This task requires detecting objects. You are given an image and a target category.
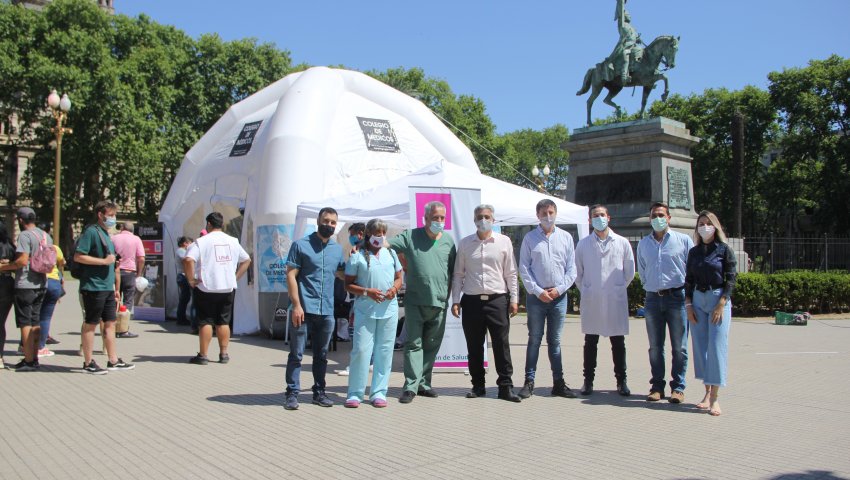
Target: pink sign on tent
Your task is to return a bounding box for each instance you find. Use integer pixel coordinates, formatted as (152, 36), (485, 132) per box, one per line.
(414, 192), (452, 229)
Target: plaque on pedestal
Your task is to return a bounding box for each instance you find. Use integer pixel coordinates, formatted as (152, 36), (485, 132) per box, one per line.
(565, 117), (700, 236)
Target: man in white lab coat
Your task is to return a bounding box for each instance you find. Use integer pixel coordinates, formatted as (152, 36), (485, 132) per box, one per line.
(575, 204), (635, 396)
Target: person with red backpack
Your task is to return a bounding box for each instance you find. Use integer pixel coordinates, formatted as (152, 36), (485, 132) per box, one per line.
(0, 207), (53, 371)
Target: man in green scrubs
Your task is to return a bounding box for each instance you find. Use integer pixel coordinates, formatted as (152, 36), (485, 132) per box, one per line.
(389, 201), (456, 404)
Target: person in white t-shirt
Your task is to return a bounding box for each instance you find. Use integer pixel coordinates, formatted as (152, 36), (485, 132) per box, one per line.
(183, 212), (251, 365)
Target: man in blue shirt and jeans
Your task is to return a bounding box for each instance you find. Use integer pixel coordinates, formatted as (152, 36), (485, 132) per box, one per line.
(517, 199), (578, 399)
(284, 207), (345, 410)
(636, 201), (694, 403)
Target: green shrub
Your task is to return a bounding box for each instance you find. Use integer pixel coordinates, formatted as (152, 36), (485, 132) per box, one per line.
(733, 271), (850, 314)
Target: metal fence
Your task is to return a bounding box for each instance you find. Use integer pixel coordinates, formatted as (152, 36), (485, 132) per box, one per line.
(742, 235), (850, 273)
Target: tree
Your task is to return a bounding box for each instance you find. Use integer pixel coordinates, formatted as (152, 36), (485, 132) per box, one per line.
(649, 87), (778, 236)
(767, 55), (850, 234)
(499, 125), (570, 195)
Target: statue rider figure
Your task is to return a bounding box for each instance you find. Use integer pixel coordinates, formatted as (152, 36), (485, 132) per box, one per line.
(608, 0), (644, 84)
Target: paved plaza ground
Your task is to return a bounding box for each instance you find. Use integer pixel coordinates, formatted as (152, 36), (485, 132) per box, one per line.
(1, 281), (848, 480)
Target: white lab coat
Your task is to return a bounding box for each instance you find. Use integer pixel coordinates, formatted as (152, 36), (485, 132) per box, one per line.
(575, 229), (635, 337)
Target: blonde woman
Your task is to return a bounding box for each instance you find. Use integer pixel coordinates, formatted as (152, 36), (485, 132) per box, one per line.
(684, 211), (737, 416)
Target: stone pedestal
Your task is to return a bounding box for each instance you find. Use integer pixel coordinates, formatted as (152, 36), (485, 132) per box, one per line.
(565, 117), (700, 237)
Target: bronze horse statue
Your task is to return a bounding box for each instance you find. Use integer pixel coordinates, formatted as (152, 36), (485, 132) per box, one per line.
(576, 35), (679, 126)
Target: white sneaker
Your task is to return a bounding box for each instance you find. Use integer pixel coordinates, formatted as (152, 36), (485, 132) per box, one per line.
(37, 348), (55, 358)
(336, 366), (350, 376)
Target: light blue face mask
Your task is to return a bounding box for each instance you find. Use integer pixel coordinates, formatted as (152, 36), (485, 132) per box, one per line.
(429, 221), (445, 235)
(348, 235), (360, 246)
(104, 216), (117, 229)
(591, 216), (608, 232)
(651, 216), (668, 232)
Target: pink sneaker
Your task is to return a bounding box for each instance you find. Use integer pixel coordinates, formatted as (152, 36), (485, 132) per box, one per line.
(344, 399), (360, 408)
(371, 398), (388, 408)
(37, 348), (55, 358)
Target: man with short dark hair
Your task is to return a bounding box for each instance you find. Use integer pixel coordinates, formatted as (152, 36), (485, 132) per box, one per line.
(284, 207), (345, 410)
(74, 200), (135, 374)
(184, 212), (251, 366)
(111, 221), (144, 338)
(0, 207), (51, 371)
(636, 201), (693, 403)
(575, 204), (635, 396)
(389, 201), (456, 404)
(518, 198), (578, 399)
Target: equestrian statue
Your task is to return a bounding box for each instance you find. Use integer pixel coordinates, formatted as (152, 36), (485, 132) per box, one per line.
(576, 0), (679, 126)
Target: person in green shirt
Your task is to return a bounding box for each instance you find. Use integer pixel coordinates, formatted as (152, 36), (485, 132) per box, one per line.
(389, 201), (456, 404)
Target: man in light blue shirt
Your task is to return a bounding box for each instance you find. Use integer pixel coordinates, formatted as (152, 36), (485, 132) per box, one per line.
(518, 199), (578, 399)
(636, 201), (694, 404)
(284, 207), (345, 410)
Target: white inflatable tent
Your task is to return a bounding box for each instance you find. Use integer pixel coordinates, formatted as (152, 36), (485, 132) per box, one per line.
(293, 160), (590, 239)
(159, 67), (479, 334)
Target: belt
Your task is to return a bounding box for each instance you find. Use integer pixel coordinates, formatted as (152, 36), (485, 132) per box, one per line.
(651, 286), (684, 296)
(120, 270), (136, 273)
(467, 292), (508, 301)
(695, 283), (724, 292)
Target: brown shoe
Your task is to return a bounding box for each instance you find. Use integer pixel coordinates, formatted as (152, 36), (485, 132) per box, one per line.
(646, 390), (664, 402)
(669, 390), (685, 404)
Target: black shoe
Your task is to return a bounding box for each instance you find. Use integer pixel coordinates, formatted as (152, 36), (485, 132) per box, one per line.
(466, 386), (486, 398)
(580, 380), (594, 396)
(312, 390), (333, 407)
(116, 331), (139, 339)
(83, 360), (107, 375)
(46, 336), (60, 345)
(189, 353), (209, 365)
(518, 379), (535, 399)
(399, 390), (416, 404)
(107, 358), (135, 371)
(417, 387), (438, 398)
(552, 379), (577, 398)
(219, 353), (230, 364)
(498, 386), (522, 403)
(617, 380), (631, 396)
(13, 360), (37, 372)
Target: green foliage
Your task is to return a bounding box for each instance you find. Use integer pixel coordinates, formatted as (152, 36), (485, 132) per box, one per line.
(649, 87), (778, 235)
(767, 55), (850, 234)
(733, 271), (850, 314)
(499, 125), (570, 193)
(1, 0), (291, 247)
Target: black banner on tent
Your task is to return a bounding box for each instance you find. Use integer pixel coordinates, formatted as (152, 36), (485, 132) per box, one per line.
(230, 120), (263, 157)
(356, 117), (400, 153)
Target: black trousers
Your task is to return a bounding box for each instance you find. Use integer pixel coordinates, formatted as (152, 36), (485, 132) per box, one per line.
(460, 293), (513, 388)
(583, 334), (627, 383)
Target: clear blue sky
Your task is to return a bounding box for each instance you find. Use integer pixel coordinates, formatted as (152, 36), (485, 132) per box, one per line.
(118, 0), (850, 134)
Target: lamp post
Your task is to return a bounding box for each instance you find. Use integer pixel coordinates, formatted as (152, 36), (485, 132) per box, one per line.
(531, 163), (550, 193)
(47, 89), (72, 244)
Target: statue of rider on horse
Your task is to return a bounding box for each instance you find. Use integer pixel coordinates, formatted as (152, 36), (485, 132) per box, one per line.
(576, 0), (679, 126)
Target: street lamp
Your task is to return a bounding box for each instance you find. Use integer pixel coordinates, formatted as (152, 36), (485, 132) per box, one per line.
(531, 163), (550, 193)
(47, 89), (72, 245)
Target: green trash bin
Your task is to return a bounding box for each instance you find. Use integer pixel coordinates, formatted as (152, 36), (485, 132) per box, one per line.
(774, 311), (809, 325)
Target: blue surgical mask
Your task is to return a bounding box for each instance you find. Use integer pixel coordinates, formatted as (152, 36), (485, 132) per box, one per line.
(651, 216), (668, 232)
(104, 216), (117, 229)
(429, 221), (445, 235)
(475, 219), (493, 233)
(591, 216), (608, 232)
(348, 235), (360, 246)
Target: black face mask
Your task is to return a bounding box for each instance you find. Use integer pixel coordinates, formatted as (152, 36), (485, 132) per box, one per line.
(317, 224), (335, 239)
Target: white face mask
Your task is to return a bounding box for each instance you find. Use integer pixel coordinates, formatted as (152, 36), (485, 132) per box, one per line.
(539, 214), (556, 229)
(475, 219), (493, 233)
(698, 225), (716, 241)
(369, 236), (384, 249)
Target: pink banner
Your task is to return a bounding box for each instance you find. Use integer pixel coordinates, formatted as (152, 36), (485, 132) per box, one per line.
(414, 192), (452, 229)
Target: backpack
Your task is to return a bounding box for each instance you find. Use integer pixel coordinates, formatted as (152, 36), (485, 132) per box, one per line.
(68, 225), (111, 279)
(28, 230), (57, 274)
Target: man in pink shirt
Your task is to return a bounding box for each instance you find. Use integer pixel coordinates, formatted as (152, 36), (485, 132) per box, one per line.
(111, 222), (145, 338)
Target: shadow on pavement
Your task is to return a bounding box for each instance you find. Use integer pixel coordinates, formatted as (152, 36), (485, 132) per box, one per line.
(579, 391), (708, 414)
(768, 472), (848, 480)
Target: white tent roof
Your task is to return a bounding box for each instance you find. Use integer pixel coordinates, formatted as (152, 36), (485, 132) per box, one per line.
(294, 159), (589, 238)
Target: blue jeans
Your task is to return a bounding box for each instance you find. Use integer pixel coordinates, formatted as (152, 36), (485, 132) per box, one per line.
(285, 313), (334, 395)
(644, 289), (689, 393)
(38, 278), (63, 349)
(523, 293), (568, 382)
(176, 274), (192, 324)
(691, 289), (731, 387)
(347, 313), (398, 402)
